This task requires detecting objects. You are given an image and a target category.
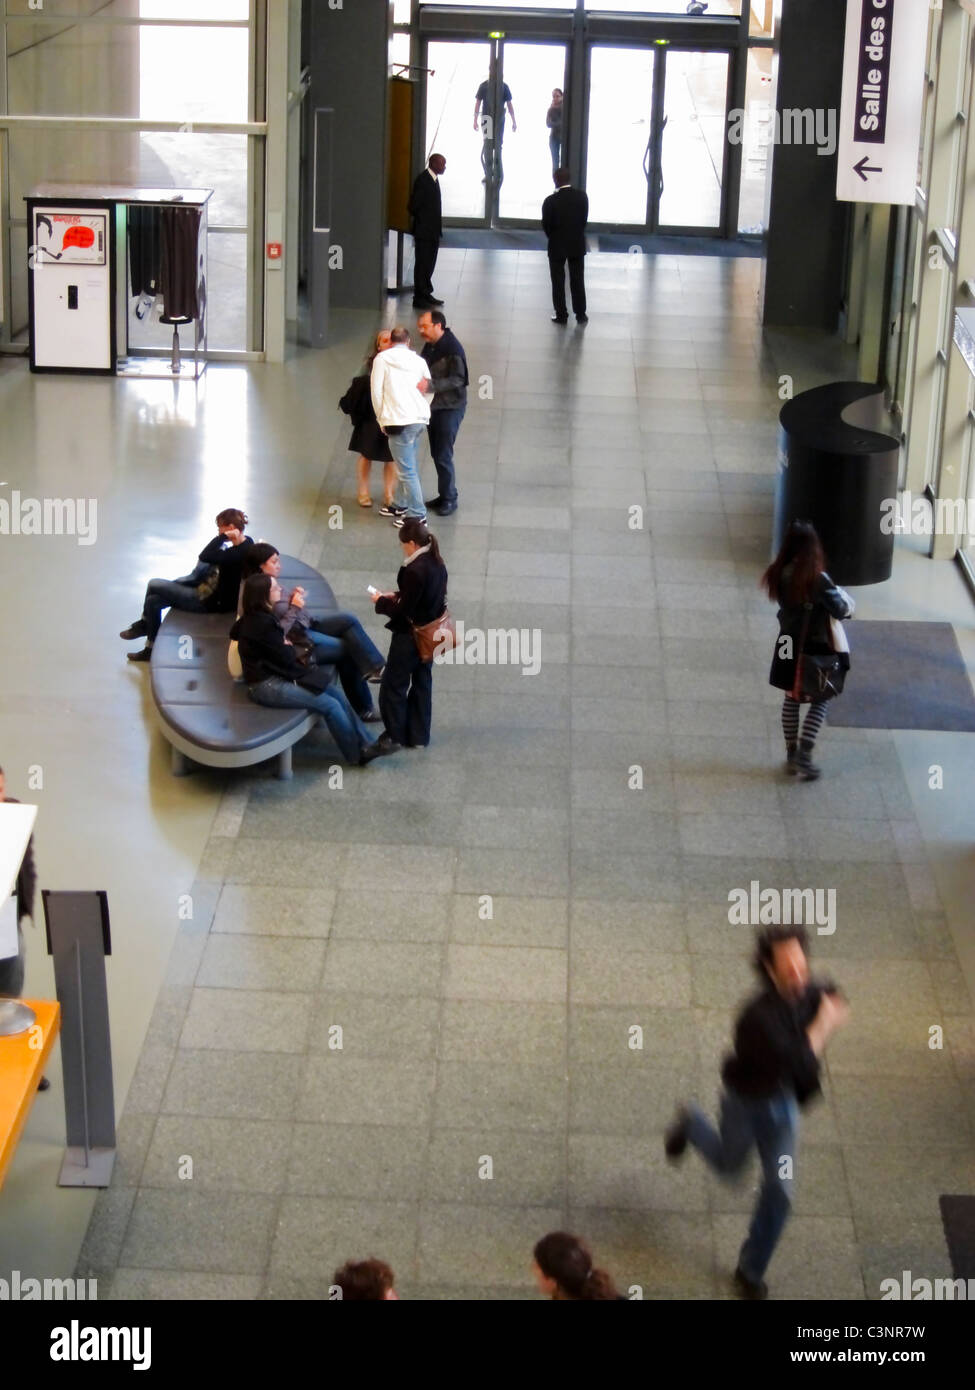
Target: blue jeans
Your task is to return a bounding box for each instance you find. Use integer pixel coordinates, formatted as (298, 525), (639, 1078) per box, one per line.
(142, 578), (209, 642)
(387, 422), (427, 518)
(687, 1087), (798, 1284)
(549, 132), (561, 176)
(248, 676), (374, 765)
(427, 406), (465, 505)
(310, 611), (384, 674)
(304, 631), (373, 717)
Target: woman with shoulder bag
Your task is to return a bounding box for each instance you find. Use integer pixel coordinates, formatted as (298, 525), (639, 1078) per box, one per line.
(339, 330), (396, 509)
(762, 520), (855, 782)
(363, 518), (449, 760)
(230, 575), (396, 767)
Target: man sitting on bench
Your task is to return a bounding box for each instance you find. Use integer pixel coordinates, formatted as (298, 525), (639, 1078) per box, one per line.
(120, 507), (254, 663)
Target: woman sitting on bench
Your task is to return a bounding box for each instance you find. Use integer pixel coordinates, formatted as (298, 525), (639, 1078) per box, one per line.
(240, 544), (384, 720)
(231, 575), (398, 767)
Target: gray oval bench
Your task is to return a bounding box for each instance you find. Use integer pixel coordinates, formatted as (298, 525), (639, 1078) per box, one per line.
(150, 555), (338, 779)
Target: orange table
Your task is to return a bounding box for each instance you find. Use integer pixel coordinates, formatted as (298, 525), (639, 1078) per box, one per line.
(0, 999), (60, 1189)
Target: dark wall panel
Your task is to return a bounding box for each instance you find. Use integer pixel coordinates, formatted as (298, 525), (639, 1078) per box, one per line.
(763, 0), (851, 329)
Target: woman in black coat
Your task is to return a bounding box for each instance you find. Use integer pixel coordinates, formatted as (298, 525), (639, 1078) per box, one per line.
(365, 518), (449, 758)
(762, 521), (854, 782)
(230, 575), (396, 767)
(339, 330), (396, 509)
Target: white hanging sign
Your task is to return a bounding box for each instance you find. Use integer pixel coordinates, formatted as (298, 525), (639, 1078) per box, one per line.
(836, 0), (930, 205)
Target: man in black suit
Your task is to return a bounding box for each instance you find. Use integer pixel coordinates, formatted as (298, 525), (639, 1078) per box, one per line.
(409, 153), (447, 310)
(541, 167), (589, 325)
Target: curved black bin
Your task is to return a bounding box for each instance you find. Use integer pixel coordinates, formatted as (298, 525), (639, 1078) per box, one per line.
(774, 382), (900, 586)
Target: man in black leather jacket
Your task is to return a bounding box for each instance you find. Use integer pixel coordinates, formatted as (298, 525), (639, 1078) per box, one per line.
(417, 310), (468, 517)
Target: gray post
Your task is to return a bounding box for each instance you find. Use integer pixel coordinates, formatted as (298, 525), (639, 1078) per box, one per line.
(42, 890), (116, 1188)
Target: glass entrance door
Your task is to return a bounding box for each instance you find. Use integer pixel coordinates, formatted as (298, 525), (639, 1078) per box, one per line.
(495, 42), (569, 223)
(425, 39), (493, 224)
(425, 38), (567, 227)
(586, 44), (731, 234)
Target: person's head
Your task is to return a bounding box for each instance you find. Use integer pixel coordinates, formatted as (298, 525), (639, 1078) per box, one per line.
(755, 925), (811, 1000)
(243, 543), (280, 580)
(240, 572), (274, 617)
(390, 325), (411, 348)
(532, 1233), (619, 1301)
(417, 309), (446, 343)
(552, 88), (563, 104)
(761, 519), (825, 605)
(428, 153), (446, 176)
(367, 328), (392, 366)
(332, 1259), (397, 1301)
(216, 508), (248, 542)
(554, 167), (571, 189)
(398, 516), (443, 566)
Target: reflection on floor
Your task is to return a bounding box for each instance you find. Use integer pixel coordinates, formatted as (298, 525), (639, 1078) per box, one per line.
(1, 249), (973, 1301)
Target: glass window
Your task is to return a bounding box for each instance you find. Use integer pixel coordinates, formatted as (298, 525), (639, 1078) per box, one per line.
(747, 0), (777, 39)
(5, 21), (248, 121)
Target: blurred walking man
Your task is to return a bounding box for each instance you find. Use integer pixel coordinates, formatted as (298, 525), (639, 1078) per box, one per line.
(664, 925), (849, 1299)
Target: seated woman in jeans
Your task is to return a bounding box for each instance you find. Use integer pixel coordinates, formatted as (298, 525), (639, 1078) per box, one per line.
(231, 575), (397, 767)
(120, 507), (254, 663)
(239, 544), (385, 720)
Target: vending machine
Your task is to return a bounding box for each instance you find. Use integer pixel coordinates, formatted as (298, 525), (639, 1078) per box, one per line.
(26, 200), (115, 373)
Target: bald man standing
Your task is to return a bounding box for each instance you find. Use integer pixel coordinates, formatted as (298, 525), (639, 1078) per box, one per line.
(409, 154), (447, 310)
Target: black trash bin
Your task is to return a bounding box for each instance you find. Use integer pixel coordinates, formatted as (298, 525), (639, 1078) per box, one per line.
(774, 382), (900, 586)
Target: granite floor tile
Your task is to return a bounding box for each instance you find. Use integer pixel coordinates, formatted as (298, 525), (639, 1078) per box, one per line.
(196, 935), (326, 993)
(161, 1050), (303, 1121)
(179, 988), (313, 1053)
(296, 1055), (437, 1127)
(141, 1116), (290, 1194)
(438, 1000), (567, 1065)
(119, 1191), (277, 1274)
(286, 1123), (428, 1200)
(435, 1061), (568, 1131)
(306, 993), (440, 1059)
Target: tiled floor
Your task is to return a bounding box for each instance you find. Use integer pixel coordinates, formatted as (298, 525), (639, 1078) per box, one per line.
(4, 248), (974, 1300)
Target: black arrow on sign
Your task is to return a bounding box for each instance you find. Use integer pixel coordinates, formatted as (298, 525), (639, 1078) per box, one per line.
(854, 155), (883, 181)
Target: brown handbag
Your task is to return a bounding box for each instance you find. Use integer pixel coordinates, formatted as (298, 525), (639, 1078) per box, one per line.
(411, 608), (457, 662)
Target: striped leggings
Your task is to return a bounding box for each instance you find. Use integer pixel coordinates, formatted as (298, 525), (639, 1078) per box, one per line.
(781, 695), (829, 748)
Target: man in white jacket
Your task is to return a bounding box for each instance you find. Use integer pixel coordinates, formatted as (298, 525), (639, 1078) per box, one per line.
(370, 326), (432, 525)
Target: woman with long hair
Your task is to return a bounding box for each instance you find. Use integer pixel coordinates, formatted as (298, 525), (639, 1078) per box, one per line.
(364, 517), (448, 759)
(532, 1233), (620, 1301)
(762, 520), (855, 782)
(239, 543), (384, 716)
(339, 329), (396, 509)
(230, 574), (396, 767)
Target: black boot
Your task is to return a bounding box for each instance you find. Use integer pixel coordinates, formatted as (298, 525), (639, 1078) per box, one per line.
(796, 739), (821, 781)
(784, 741), (799, 775)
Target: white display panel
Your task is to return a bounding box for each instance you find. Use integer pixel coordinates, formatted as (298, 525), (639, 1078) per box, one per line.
(31, 206), (112, 370)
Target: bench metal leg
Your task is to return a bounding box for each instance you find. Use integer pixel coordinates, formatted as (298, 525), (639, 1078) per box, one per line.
(171, 746), (191, 776)
(276, 746), (293, 780)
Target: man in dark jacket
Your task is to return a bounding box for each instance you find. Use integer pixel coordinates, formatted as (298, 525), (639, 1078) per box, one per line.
(409, 154), (447, 310)
(417, 309), (468, 517)
(664, 925), (849, 1299)
(120, 507), (254, 662)
(541, 167), (589, 324)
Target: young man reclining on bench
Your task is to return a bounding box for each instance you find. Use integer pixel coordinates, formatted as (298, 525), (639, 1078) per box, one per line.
(120, 507), (255, 663)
